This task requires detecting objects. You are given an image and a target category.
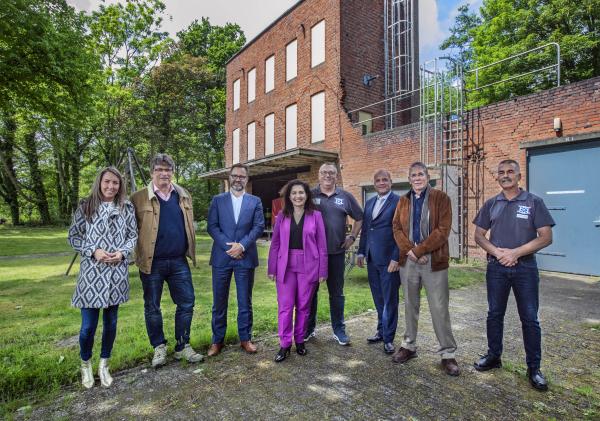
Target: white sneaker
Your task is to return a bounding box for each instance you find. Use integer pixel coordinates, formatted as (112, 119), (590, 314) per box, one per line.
(80, 359), (94, 389)
(152, 344), (167, 368)
(98, 358), (113, 387)
(174, 344), (204, 363)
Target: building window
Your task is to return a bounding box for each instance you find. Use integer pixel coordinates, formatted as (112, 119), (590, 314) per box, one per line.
(233, 79), (240, 111)
(265, 113), (275, 155)
(285, 103), (297, 150)
(286, 39), (297, 81)
(311, 20), (325, 67)
(311, 91), (325, 143)
(247, 122), (256, 160)
(265, 55), (275, 93)
(358, 111), (373, 135)
(247, 68), (256, 103)
(232, 128), (240, 164)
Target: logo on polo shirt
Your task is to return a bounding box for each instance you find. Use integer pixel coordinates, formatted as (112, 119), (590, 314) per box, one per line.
(516, 205), (531, 219)
(334, 198), (344, 206)
(313, 198), (321, 205)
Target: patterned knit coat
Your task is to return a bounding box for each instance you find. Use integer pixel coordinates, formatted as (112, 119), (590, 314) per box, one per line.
(68, 201), (138, 308)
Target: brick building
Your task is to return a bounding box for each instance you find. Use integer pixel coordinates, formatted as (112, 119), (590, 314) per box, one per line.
(200, 0), (600, 275)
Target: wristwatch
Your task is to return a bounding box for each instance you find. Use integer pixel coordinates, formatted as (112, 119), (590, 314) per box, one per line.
(347, 235), (356, 241)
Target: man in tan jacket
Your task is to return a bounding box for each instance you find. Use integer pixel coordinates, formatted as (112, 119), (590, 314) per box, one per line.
(391, 161), (460, 376)
(131, 153), (202, 367)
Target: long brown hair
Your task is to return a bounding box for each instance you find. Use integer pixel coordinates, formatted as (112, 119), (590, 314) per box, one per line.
(281, 179), (316, 217)
(81, 167), (126, 222)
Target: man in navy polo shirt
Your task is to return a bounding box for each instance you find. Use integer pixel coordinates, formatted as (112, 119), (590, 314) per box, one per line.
(473, 159), (555, 391)
(306, 162), (363, 346)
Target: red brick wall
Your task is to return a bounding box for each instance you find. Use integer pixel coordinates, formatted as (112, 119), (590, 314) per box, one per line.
(463, 76), (600, 259)
(225, 0), (344, 167)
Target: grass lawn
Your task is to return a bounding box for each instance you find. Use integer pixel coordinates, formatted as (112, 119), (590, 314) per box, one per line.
(0, 226), (71, 256)
(0, 230), (484, 413)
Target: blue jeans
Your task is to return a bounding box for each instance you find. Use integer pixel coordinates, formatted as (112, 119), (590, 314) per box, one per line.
(211, 266), (255, 343)
(79, 305), (119, 361)
(367, 262), (401, 343)
(140, 257), (195, 352)
(486, 258), (542, 368)
(307, 252), (346, 335)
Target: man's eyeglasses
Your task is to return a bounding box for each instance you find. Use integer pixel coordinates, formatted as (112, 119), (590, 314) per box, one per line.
(154, 167), (173, 173)
(230, 174), (247, 180)
(319, 170), (336, 177)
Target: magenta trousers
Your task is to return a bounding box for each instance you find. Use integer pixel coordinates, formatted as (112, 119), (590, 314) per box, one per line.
(276, 250), (317, 348)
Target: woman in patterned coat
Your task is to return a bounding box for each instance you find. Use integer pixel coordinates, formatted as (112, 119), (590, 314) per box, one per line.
(68, 167), (137, 389)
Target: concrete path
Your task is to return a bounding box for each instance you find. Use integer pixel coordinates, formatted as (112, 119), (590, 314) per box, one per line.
(26, 272), (600, 420)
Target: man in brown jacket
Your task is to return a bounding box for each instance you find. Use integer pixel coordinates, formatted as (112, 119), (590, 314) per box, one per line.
(131, 153), (203, 368)
(391, 161), (460, 376)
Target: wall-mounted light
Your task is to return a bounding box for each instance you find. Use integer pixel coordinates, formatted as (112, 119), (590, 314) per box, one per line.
(553, 117), (562, 135)
(363, 74), (379, 87)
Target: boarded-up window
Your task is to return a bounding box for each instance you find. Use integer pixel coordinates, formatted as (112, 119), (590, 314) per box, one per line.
(247, 68), (256, 103)
(311, 20), (325, 67)
(286, 104), (297, 150)
(232, 128), (240, 164)
(233, 79), (240, 110)
(311, 91), (325, 143)
(358, 111), (373, 135)
(265, 113), (274, 155)
(286, 40), (297, 81)
(265, 55), (275, 93)
(247, 122), (256, 160)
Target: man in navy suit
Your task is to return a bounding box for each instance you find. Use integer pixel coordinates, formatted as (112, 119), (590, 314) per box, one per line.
(207, 163), (265, 357)
(357, 169), (401, 354)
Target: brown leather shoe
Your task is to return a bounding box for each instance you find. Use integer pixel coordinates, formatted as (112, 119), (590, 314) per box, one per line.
(442, 358), (460, 376)
(207, 343), (224, 357)
(240, 340), (257, 354)
(392, 347), (417, 364)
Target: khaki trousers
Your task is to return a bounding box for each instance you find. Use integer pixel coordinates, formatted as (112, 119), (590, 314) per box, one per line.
(399, 258), (457, 359)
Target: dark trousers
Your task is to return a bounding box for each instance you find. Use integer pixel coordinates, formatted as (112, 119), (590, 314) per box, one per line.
(79, 305), (119, 361)
(367, 262), (401, 343)
(307, 252), (346, 335)
(486, 258), (542, 368)
(211, 266), (255, 344)
(140, 256), (195, 352)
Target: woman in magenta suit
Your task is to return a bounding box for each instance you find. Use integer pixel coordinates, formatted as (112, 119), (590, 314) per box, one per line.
(268, 180), (328, 362)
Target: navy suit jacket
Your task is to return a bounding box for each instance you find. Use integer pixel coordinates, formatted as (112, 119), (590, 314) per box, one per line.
(207, 192), (265, 268)
(358, 193), (400, 266)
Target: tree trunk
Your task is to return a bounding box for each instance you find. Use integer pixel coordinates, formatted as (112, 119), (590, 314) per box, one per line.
(0, 112), (21, 225)
(23, 129), (52, 224)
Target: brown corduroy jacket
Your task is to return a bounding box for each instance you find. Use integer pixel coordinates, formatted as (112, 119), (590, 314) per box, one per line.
(392, 187), (451, 272)
(131, 183), (196, 274)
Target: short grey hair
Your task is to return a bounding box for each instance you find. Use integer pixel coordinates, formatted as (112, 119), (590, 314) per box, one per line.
(373, 169), (391, 180)
(498, 159), (520, 173)
(150, 153), (175, 172)
(408, 161), (429, 177)
(319, 162), (338, 173)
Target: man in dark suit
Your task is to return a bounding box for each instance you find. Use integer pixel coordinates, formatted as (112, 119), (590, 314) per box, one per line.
(207, 163), (265, 357)
(357, 169), (401, 354)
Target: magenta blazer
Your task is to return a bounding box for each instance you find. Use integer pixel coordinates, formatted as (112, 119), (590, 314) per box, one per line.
(268, 210), (328, 283)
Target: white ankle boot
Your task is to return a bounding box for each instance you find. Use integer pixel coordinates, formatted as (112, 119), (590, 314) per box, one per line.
(98, 358), (113, 387)
(80, 359), (94, 389)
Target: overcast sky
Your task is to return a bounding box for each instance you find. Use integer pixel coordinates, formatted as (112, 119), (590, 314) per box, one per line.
(67, 0), (482, 64)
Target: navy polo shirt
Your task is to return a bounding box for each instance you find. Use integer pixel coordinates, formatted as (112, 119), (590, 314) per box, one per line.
(473, 189), (555, 251)
(312, 186), (363, 255)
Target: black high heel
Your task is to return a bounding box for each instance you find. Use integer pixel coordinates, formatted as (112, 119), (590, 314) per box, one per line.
(274, 346), (291, 362)
(296, 342), (307, 356)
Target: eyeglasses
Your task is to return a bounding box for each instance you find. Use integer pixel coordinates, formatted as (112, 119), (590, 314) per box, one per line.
(319, 170), (336, 177)
(154, 167), (173, 173)
(230, 174), (247, 180)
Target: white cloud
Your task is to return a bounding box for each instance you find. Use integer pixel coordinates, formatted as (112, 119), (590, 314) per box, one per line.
(419, 0), (444, 51)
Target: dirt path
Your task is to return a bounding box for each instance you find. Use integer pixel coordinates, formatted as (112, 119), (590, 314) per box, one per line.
(23, 273), (600, 420)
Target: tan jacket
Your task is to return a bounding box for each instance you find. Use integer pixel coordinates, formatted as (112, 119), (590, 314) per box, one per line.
(131, 183), (196, 274)
(392, 187), (451, 272)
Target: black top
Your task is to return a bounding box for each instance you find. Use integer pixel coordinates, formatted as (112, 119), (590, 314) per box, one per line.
(289, 214), (304, 250)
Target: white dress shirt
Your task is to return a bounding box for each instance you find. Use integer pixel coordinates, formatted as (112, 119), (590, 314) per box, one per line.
(230, 191), (245, 224)
(372, 191), (391, 219)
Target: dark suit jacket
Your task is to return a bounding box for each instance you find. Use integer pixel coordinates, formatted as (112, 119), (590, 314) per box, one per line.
(207, 192), (265, 268)
(358, 193), (400, 266)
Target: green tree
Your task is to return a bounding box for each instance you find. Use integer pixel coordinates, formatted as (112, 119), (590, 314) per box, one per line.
(439, 3), (482, 71)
